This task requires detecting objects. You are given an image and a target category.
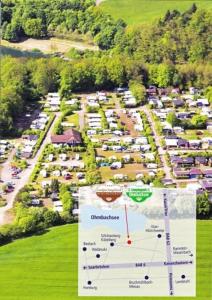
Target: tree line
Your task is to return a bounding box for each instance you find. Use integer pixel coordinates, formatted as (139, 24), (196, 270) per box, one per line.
(1, 54), (211, 136)
(113, 5), (212, 64)
(2, 1), (211, 63)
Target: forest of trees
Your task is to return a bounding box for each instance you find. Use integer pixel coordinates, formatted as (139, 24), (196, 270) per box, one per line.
(1, 0), (126, 49)
(114, 5), (212, 64)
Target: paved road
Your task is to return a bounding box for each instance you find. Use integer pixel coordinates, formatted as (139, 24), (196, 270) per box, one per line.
(0, 113), (60, 225)
(143, 106), (172, 179)
(78, 100), (86, 131)
(163, 191), (174, 296)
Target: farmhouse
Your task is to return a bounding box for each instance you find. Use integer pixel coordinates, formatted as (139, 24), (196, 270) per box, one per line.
(51, 129), (82, 145)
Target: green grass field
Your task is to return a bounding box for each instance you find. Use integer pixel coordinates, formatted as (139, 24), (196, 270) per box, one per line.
(0, 45), (45, 58)
(100, 0), (212, 25)
(0, 221), (211, 300)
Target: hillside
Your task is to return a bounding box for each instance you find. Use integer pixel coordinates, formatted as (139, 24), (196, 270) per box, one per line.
(100, 0), (212, 25)
(0, 222), (211, 300)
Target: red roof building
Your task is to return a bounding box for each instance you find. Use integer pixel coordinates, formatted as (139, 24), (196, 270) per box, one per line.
(51, 129), (82, 145)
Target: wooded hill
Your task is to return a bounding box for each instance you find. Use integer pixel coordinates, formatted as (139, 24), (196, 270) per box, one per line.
(0, 2), (211, 136)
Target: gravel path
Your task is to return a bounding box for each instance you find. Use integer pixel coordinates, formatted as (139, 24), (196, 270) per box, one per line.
(96, 0), (105, 6)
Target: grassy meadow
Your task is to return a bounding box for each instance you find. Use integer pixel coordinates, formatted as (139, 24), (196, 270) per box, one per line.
(100, 0), (212, 25)
(0, 221), (211, 299)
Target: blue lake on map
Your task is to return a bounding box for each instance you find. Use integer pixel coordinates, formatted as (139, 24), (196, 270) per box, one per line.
(80, 205), (147, 234)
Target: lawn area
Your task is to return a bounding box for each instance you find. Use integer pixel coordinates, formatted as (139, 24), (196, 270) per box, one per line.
(0, 221), (211, 299)
(99, 163), (148, 181)
(65, 113), (79, 128)
(100, 0), (212, 25)
(96, 148), (142, 160)
(178, 130), (212, 140)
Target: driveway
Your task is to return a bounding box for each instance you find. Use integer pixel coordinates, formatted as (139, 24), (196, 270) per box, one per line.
(0, 112), (61, 225)
(78, 101), (86, 131)
(96, 0), (105, 6)
(142, 106), (172, 179)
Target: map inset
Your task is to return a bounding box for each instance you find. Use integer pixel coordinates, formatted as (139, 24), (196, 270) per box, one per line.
(78, 184), (196, 297)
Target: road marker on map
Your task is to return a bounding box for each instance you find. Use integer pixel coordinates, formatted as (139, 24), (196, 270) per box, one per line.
(124, 204), (132, 244)
(79, 186), (196, 297)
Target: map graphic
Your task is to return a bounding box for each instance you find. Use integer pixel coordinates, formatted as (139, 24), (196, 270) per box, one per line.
(78, 184), (196, 296)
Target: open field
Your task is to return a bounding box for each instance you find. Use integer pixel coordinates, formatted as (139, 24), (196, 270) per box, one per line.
(99, 163), (146, 181)
(1, 38), (98, 55)
(1, 45), (46, 58)
(178, 130), (212, 140)
(0, 221), (211, 300)
(65, 114), (79, 129)
(100, 0), (212, 25)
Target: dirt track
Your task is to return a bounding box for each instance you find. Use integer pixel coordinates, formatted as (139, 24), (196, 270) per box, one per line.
(2, 38), (98, 54)
(96, 0), (105, 6)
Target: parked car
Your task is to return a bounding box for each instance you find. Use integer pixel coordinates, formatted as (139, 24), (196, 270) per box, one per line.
(77, 173), (85, 179)
(65, 174), (72, 180)
(110, 162), (122, 169)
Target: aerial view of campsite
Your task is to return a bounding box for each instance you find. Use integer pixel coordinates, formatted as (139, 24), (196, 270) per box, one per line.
(0, 0), (211, 299)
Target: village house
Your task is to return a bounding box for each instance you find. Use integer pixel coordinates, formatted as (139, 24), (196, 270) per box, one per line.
(147, 85), (157, 95)
(171, 156), (194, 167)
(97, 92), (108, 102)
(173, 168), (190, 179)
(176, 112), (192, 120)
(201, 180), (212, 193)
(173, 126), (184, 134)
(66, 98), (78, 105)
(189, 87), (199, 95)
(195, 156), (208, 166)
(46, 92), (61, 111)
(202, 170), (212, 178)
(87, 113), (102, 129)
(51, 129), (82, 145)
(149, 97), (163, 108)
(188, 140), (202, 149)
(40, 169), (47, 178)
(173, 99), (185, 108)
(197, 98), (209, 107)
(165, 136), (179, 148)
(189, 168), (202, 179)
(113, 174), (128, 180)
(87, 95), (100, 107)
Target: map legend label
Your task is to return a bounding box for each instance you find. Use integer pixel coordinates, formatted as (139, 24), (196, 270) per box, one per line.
(78, 185), (196, 297)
